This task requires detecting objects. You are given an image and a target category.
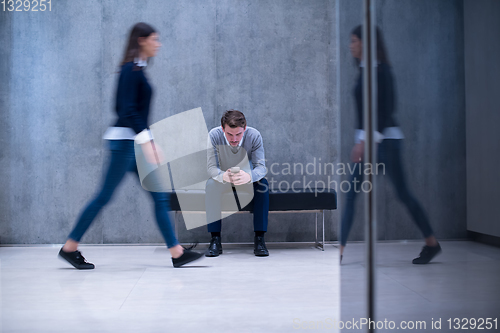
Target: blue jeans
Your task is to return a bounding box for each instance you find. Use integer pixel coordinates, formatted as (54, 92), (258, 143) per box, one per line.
(340, 139), (433, 246)
(206, 178), (269, 233)
(68, 140), (179, 248)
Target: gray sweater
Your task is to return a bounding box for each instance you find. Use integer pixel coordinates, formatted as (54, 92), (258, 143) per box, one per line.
(207, 126), (267, 183)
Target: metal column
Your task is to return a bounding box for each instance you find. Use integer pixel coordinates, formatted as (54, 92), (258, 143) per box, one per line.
(363, 0), (377, 331)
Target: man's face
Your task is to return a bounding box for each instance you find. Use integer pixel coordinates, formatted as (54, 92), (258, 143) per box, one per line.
(222, 125), (246, 146)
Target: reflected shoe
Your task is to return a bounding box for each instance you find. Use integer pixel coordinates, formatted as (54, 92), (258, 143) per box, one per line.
(182, 242), (198, 251)
(172, 249), (203, 268)
(58, 248), (95, 269)
(254, 236), (269, 257)
(205, 236), (223, 257)
(412, 243), (442, 264)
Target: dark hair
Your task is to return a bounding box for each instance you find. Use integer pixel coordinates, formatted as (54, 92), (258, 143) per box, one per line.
(120, 22), (157, 67)
(351, 25), (390, 65)
(221, 110), (246, 129)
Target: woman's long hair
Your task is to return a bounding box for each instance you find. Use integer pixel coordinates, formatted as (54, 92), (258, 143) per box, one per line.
(351, 25), (390, 65)
(120, 22), (157, 67)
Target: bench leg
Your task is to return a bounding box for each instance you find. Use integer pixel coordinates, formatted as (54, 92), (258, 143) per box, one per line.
(315, 212), (318, 246)
(322, 210), (325, 251)
(315, 211), (324, 251)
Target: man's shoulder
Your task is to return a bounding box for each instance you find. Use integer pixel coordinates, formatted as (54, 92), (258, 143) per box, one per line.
(208, 127), (225, 144)
(245, 126), (262, 139)
(209, 126), (224, 136)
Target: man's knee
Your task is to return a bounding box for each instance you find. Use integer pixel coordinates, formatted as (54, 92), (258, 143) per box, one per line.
(205, 178), (228, 201)
(205, 178), (220, 193)
(206, 178), (224, 189)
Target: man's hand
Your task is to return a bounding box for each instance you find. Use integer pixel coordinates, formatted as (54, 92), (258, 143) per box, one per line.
(351, 141), (364, 163)
(232, 170), (251, 186)
(223, 169), (233, 183)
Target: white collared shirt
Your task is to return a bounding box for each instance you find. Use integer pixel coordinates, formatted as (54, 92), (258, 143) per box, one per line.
(134, 57), (148, 67)
(355, 128), (404, 144)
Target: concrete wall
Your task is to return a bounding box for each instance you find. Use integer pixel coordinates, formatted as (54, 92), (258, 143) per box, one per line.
(1, 1), (106, 244)
(0, 6), (13, 244)
(338, 0), (466, 244)
(464, 0), (500, 238)
(0, 0), (340, 244)
(0, 0), (466, 245)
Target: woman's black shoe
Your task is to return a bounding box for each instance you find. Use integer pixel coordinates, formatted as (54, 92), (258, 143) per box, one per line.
(412, 243), (442, 264)
(58, 248), (95, 269)
(172, 249), (203, 267)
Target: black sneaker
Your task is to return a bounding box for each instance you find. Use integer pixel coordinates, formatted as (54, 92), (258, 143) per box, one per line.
(205, 236), (223, 257)
(254, 236), (269, 257)
(412, 243), (442, 264)
(172, 249), (204, 268)
(58, 248), (95, 269)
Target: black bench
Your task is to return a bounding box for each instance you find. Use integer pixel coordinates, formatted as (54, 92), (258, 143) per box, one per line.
(140, 155), (337, 249)
(169, 187), (337, 250)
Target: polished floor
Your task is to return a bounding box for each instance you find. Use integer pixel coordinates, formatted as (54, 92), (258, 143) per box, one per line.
(0, 243), (340, 333)
(340, 241), (500, 332)
(1, 241), (499, 333)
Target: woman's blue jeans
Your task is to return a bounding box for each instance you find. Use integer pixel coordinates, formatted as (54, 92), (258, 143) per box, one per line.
(340, 139), (433, 246)
(68, 140), (179, 248)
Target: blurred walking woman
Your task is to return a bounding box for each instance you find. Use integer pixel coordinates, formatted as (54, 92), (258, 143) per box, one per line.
(340, 25), (441, 264)
(59, 23), (202, 269)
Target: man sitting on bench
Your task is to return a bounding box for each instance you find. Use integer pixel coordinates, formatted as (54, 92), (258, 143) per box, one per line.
(206, 109), (270, 257)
